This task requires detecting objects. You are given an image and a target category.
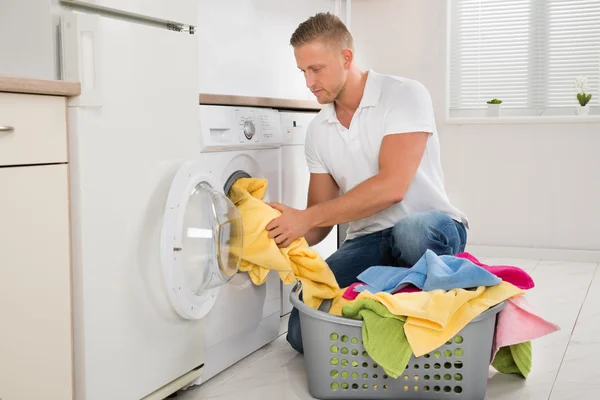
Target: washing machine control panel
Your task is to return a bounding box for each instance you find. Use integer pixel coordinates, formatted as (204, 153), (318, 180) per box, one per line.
(234, 108), (281, 144)
(199, 105), (284, 152)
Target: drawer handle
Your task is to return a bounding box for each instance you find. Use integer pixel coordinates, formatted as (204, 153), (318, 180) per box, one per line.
(0, 126), (14, 133)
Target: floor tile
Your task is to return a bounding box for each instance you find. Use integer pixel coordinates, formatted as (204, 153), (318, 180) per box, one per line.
(550, 381), (600, 400)
(525, 262), (597, 329)
(551, 267), (600, 391)
(568, 267), (600, 343)
(552, 341), (600, 383)
(177, 335), (289, 399)
(185, 345), (314, 400)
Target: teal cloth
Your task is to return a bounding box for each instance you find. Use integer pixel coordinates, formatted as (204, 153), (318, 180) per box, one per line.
(491, 342), (532, 378)
(341, 299), (412, 378)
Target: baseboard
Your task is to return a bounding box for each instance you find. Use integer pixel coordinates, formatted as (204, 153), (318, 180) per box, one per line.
(466, 244), (600, 263)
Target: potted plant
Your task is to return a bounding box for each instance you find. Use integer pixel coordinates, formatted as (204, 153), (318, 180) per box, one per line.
(575, 76), (592, 115)
(487, 98), (502, 117)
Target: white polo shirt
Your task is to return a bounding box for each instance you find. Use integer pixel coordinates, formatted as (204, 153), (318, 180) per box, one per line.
(305, 70), (469, 241)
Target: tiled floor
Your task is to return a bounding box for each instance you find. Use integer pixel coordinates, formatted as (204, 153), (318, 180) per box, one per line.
(176, 258), (599, 399)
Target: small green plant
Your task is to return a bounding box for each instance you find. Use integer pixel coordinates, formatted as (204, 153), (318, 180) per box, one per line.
(577, 92), (592, 106)
(575, 76), (592, 106)
(487, 98), (502, 104)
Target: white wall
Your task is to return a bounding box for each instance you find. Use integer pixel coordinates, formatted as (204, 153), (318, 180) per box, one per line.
(197, 0), (340, 100)
(351, 0), (600, 259)
(0, 0), (56, 80)
(442, 121), (600, 252)
(352, 0), (448, 130)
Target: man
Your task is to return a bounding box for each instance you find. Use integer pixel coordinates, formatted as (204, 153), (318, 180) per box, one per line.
(266, 12), (469, 353)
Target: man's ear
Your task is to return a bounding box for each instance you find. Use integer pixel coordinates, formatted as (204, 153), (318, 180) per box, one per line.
(342, 48), (353, 69)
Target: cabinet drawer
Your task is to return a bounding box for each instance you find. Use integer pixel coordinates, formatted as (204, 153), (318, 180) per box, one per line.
(0, 164), (73, 400)
(0, 93), (68, 166)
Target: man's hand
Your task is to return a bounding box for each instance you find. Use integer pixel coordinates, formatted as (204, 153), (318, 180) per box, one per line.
(266, 202), (313, 248)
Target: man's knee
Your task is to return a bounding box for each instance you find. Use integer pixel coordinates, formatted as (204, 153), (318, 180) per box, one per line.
(392, 210), (465, 266)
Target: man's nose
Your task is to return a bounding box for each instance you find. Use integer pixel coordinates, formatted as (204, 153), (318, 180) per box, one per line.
(305, 72), (316, 89)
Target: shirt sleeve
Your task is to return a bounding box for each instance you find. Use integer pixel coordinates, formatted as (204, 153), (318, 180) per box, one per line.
(304, 123), (328, 174)
(383, 80), (436, 136)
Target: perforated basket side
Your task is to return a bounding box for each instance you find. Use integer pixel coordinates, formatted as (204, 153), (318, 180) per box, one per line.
(290, 283), (504, 400)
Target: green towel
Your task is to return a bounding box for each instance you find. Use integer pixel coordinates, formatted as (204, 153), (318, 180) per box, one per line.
(342, 299), (412, 378)
(491, 342), (532, 378)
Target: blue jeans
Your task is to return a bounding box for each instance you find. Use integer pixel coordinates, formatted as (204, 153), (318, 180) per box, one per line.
(286, 210), (467, 353)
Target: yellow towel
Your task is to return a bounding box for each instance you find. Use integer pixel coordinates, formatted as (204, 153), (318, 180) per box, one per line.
(329, 291), (352, 317)
(227, 178), (340, 309)
(356, 281), (524, 356)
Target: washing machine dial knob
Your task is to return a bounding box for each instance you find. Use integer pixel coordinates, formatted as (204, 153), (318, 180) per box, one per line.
(243, 121), (256, 140)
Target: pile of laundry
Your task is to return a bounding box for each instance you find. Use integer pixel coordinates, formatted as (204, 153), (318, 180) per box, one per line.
(227, 177), (560, 381)
(334, 249), (560, 379)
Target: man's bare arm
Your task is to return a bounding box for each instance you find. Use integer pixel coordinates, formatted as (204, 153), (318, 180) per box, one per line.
(306, 131), (429, 228)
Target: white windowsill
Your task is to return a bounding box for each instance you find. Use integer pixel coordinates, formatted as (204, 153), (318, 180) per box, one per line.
(445, 115), (600, 125)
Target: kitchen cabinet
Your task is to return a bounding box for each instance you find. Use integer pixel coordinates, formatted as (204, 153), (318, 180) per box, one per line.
(0, 80), (79, 400)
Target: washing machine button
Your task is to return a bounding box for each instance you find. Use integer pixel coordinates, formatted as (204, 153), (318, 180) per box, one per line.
(243, 120), (256, 140)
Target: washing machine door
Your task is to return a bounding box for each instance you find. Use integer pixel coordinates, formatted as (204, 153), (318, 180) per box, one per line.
(161, 161), (244, 320)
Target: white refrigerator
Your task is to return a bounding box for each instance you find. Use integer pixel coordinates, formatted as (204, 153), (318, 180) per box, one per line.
(55, 1), (209, 399)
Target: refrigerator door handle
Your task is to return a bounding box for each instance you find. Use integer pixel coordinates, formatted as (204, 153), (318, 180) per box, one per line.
(61, 12), (103, 107)
(60, 0), (195, 34)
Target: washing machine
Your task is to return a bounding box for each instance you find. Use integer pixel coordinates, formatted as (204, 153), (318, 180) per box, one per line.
(187, 104), (284, 384)
(278, 110), (339, 317)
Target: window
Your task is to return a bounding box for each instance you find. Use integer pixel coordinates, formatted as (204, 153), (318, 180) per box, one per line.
(449, 0), (600, 117)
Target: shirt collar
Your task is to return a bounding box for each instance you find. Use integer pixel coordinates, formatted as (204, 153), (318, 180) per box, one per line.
(318, 69), (381, 124)
(359, 69), (381, 108)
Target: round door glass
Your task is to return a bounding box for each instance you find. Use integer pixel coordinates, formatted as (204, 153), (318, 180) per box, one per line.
(180, 182), (243, 294)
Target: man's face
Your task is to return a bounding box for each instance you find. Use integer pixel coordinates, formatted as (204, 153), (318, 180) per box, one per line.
(294, 40), (348, 104)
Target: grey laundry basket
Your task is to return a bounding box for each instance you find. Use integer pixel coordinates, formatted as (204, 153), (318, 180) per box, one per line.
(290, 283), (505, 400)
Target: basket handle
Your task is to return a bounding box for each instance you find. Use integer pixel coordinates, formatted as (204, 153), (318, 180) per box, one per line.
(291, 281), (302, 296)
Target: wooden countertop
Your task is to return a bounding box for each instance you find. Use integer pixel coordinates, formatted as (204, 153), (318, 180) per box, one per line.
(0, 76), (81, 97)
(199, 93), (323, 111)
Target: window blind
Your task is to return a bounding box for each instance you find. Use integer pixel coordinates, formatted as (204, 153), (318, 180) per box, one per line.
(546, 0), (600, 107)
(450, 0), (600, 114)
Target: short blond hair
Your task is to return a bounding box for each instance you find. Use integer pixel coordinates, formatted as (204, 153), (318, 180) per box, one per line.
(290, 12), (353, 50)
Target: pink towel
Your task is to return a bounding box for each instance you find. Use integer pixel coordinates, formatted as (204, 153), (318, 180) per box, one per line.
(342, 282), (364, 300)
(491, 295), (560, 361)
(396, 285), (421, 293)
(343, 282), (422, 299)
(456, 252), (535, 290)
